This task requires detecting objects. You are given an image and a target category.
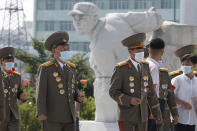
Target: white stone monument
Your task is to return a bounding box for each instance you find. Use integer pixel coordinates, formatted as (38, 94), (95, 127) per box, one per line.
(69, 3), (163, 129)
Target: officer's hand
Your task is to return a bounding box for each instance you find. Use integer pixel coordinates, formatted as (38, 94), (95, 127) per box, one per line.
(156, 115), (163, 125)
(38, 114), (47, 121)
(20, 93), (27, 100)
(173, 115), (179, 125)
(183, 102), (192, 110)
(77, 93), (85, 103)
(130, 98), (141, 105)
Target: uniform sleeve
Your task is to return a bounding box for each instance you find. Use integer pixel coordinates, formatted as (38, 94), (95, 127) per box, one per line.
(72, 68), (80, 102)
(0, 69), (5, 120)
(120, 8), (163, 33)
(36, 65), (48, 116)
(167, 75), (178, 117)
(109, 66), (132, 107)
(17, 75), (24, 101)
(147, 65), (161, 117)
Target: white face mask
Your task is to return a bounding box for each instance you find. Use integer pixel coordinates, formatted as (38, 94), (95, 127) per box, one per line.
(181, 66), (192, 74)
(134, 52), (144, 62)
(60, 51), (71, 61)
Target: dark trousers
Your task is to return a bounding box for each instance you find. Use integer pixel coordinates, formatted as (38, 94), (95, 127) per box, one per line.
(0, 111), (20, 131)
(42, 120), (75, 131)
(118, 121), (147, 131)
(148, 119), (157, 131)
(174, 123), (195, 131)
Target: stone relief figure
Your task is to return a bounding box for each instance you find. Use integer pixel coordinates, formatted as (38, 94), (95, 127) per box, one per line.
(69, 2), (163, 122)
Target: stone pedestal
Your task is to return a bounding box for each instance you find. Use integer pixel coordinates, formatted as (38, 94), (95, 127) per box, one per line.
(80, 121), (119, 131)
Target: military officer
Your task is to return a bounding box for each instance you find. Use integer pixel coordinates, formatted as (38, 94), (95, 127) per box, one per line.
(0, 47), (27, 131)
(0, 64), (5, 124)
(36, 30), (84, 131)
(146, 38), (178, 131)
(170, 44), (196, 79)
(109, 33), (162, 131)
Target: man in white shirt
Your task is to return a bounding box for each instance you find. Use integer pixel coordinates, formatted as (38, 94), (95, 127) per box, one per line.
(147, 38), (178, 131)
(146, 38), (165, 131)
(172, 54), (197, 131)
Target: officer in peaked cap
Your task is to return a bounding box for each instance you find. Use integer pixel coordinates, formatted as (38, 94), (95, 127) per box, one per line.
(170, 44), (196, 79)
(109, 33), (162, 131)
(0, 46), (27, 131)
(36, 30), (84, 131)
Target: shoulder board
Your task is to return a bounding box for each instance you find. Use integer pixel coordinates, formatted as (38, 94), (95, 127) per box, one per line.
(141, 60), (149, 65)
(159, 68), (168, 72)
(13, 71), (21, 76)
(66, 61), (76, 68)
(117, 60), (128, 67)
(193, 71), (197, 74)
(169, 70), (182, 76)
(42, 60), (54, 67)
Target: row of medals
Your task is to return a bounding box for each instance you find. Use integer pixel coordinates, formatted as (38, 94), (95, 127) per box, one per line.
(53, 72), (75, 95)
(4, 84), (18, 97)
(129, 76), (148, 93)
(53, 72), (65, 95)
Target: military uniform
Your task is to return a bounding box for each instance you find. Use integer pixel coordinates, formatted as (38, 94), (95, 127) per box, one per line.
(170, 44), (196, 79)
(0, 47), (24, 131)
(36, 31), (80, 131)
(0, 68), (5, 122)
(158, 68), (178, 131)
(109, 33), (161, 131)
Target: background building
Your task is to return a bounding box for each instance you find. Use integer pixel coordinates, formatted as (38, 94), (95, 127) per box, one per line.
(34, 0), (180, 52)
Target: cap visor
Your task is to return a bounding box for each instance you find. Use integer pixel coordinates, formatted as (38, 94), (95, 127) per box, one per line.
(68, 10), (84, 16)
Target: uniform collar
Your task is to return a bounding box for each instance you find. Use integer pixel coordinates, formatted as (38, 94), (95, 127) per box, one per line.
(147, 57), (159, 67)
(56, 59), (67, 69)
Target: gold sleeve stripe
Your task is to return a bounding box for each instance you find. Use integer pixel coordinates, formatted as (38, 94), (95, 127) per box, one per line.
(152, 103), (160, 109)
(172, 106), (177, 110)
(118, 94), (124, 105)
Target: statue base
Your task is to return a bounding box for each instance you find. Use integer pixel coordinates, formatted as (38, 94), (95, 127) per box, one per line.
(80, 121), (119, 131)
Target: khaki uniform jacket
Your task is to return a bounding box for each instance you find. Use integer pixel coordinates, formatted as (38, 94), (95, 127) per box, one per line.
(109, 59), (161, 123)
(36, 60), (79, 123)
(2, 71), (23, 121)
(159, 68), (178, 119)
(0, 68), (5, 120)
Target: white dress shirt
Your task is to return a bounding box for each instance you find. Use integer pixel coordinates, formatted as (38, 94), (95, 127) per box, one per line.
(146, 57), (160, 98)
(171, 74), (197, 125)
(130, 58), (140, 72)
(57, 60), (66, 70)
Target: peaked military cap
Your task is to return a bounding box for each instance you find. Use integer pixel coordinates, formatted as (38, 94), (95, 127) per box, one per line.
(0, 47), (16, 60)
(175, 44), (195, 58)
(45, 30), (69, 51)
(121, 33), (146, 49)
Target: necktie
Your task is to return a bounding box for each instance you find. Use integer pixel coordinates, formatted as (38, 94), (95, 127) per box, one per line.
(137, 64), (141, 72)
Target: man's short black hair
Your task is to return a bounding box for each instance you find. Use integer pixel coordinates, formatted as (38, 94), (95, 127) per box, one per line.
(150, 38), (165, 50)
(181, 54), (197, 64)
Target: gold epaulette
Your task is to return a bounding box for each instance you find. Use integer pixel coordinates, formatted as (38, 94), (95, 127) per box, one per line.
(169, 70), (182, 76)
(159, 68), (168, 72)
(13, 71), (21, 76)
(117, 60), (128, 67)
(141, 60), (149, 65)
(42, 60), (54, 67)
(194, 71), (197, 75)
(66, 61), (76, 68)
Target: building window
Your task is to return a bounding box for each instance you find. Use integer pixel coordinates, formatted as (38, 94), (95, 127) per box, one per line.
(85, 0), (105, 9)
(45, 21), (55, 31)
(59, 21), (75, 31)
(109, 0), (128, 9)
(135, 0), (155, 9)
(161, 0), (171, 9)
(69, 42), (90, 52)
(36, 21), (45, 31)
(60, 0), (79, 10)
(46, 0), (55, 10)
